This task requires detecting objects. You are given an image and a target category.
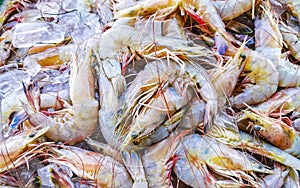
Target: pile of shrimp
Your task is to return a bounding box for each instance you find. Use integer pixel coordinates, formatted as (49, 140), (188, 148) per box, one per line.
(1, 0), (300, 187)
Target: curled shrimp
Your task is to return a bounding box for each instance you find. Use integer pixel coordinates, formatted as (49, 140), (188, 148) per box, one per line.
(227, 46), (279, 108)
(0, 126), (48, 173)
(47, 145), (133, 188)
(22, 44), (99, 144)
(175, 134), (274, 187)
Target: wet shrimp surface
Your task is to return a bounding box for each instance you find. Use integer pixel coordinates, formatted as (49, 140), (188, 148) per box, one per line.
(0, 0), (300, 187)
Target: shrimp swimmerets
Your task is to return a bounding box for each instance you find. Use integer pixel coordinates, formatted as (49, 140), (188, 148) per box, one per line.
(22, 43), (99, 144)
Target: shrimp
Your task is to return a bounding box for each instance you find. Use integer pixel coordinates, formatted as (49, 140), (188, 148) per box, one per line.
(121, 150), (148, 188)
(0, 30), (13, 65)
(253, 87), (300, 117)
(0, 126), (49, 173)
(239, 109), (300, 158)
(115, 0), (235, 55)
(174, 134), (274, 187)
(96, 25), (218, 147)
(141, 131), (186, 187)
(213, 0), (260, 21)
(210, 41), (246, 108)
(279, 22), (300, 61)
(227, 47), (279, 108)
(22, 44), (99, 144)
(255, 0), (283, 68)
(47, 145), (133, 188)
(117, 59), (218, 149)
(286, 0), (300, 25)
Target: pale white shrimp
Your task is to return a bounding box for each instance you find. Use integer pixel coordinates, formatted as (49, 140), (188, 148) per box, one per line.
(255, 0), (283, 68)
(22, 43), (99, 144)
(175, 134), (274, 187)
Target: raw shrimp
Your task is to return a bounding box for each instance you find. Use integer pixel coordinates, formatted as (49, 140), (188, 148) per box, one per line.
(239, 109), (300, 158)
(96, 25), (218, 147)
(253, 87), (300, 116)
(174, 134), (274, 187)
(213, 0), (260, 20)
(286, 0), (300, 25)
(141, 131), (186, 187)
(23, 44), (99, 144)
(279, 22), (300, 61)
(277, 55), (300, 87)
(255, 0), (283, 68)
(0, 126), (49, 173)
(115, 0), (235, 54)
(117, 59), (218, 149)
(47, 145), (133, 188)
(210, 41), (246, 108)
(227, 47), (279, 108)
(121, 150), (148, 188)
(0, 30), (13, 65)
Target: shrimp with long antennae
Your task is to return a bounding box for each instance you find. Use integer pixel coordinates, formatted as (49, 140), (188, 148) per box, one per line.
(115, 0), (236, 55)
(175, 134), (274, 187)
(95, 25), (218, 148)
(0, 126), (48, 173)
(22, 43), (99, 144)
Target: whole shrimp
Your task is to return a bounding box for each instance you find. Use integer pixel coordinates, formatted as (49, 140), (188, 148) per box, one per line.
(0, 126), (49, 173)
(96, 25), (218, 147)
(253, 87), (300, 117)
(47, 145), (133, 188)
(174, 134), (274, 187)
(117, 58), (218, 149)
(115, 0), (235, 55)
(22, 43), (99, 144)
(239, 108), (300, 158)
(227, 46), (279, 108)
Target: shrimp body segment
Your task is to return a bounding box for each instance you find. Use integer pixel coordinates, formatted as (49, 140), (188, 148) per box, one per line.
(48, 146), (133, 188)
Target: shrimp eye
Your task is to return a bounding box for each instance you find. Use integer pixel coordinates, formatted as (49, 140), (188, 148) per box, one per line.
(131, 132), (138, 139)
(28, 132), (36, 138)
(253, 125), (261, 131)
(133, 140), (140, 145)
(240, 53), (246, 60)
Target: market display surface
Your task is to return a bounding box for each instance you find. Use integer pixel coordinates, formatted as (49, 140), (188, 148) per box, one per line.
(0, 0), (300, 187)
